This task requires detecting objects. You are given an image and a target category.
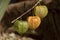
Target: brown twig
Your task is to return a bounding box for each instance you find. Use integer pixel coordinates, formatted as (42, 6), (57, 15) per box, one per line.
(11, 0), (42, 23)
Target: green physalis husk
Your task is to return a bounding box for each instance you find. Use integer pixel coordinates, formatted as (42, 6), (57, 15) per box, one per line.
(13, 20), (29, 35)
(34, 5), (48, 18)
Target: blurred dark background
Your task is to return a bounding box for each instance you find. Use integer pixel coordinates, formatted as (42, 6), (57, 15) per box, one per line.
(1, 0), (60, 40)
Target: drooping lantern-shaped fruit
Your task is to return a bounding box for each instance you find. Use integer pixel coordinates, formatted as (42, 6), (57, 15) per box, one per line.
(27, 16), (41, 30)
(34, 5), (48, 18)
(13, 20), (29, 35)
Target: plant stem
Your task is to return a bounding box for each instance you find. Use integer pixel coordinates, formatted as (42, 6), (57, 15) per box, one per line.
(11, 0), (42, 23)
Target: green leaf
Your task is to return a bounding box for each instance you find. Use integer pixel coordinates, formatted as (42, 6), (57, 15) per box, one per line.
(0, 0), (10, 21)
